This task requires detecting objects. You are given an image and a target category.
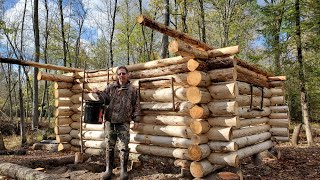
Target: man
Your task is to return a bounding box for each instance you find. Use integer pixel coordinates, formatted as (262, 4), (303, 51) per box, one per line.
(94, 66), (140, 180)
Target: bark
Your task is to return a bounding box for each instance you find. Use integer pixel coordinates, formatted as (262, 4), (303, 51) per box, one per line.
(198, 0), (206, 43)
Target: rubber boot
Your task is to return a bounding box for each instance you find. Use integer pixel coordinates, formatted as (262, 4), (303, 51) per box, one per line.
(102, 149), (114, 180)
(119, 150), (129, 180)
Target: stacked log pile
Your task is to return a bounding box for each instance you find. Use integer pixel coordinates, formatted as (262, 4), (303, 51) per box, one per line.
(268, 76), (290, 142)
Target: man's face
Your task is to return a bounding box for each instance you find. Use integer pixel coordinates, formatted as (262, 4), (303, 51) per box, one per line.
(117, 68), (129, 84)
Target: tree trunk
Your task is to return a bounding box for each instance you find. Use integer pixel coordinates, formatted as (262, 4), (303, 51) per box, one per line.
(32, 0), (40, 129)
(161, 0), (170, 58)
(291, 123), (302, 146)
(0, 132), (5, 150)
(295, 0), (314, 146)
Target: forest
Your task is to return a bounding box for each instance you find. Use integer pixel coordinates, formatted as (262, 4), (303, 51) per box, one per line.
(0, 0), (319, 144)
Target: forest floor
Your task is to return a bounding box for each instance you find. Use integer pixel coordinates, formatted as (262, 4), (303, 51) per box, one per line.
(0, 129), (320, 179)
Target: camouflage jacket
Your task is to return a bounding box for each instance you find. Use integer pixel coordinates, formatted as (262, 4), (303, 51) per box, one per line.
(98, 81), (141, 123)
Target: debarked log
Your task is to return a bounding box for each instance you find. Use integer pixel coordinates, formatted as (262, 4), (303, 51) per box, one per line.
(271, 88), (284, 96)
(37, 72), (74, 83)
(56, 134), (72, 143)
(70, 130), (105, 140)
(141, 101), (193, 114)
(208, 141), (238, 152)
(190, 160), (225, 178)
(129, 143), (191, 160)
(54, 98), (73, 107)
(55, 117), (73, 126)
(141, 115), (192, 126)
(188, 144), (211, 161)
(189, 104), (210, 119)
(187, 71), (211, 87)
(208, 152), (239, 167)
(239, 117), (269, 127)
(54, 89), (74, 98)
(54, 126), (72, 134)
(232, 132), (271, 148)
(237, 140), (274, 160)
(269, 119), (289, 127)
(237, 81), (272, 97)
(270, 127), (289, 137)
(70, 93), (99, 104)
(269, 113), (288, 119)
(130, 123), (193, 138)
(205, 127), (232, 141)
(232, 124), (271, 139)
(270, 96), (285, 105)
(70, 122), (104, 131)
(272, 136), (289, 142)
(269, 106), (289, 113)
(208, 101), (238, 116)
(140, 86), (187, 102)
(186, 87), (212, 104)
(208, 82), (238, 100)
(54, 108), (74, 117)
(238, 107), (271, 118)
(208, 116), (239, 128)
(0, 162), (69, 180)
(54, 82), (73, 89)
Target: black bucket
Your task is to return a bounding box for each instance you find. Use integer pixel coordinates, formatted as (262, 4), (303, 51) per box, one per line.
(84, 101), (103, 124)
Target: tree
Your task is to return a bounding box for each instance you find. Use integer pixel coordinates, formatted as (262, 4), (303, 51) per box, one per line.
(295, 0), (313, 145)
(160, 0), (170, 58)
(59, 0), (67, 67)
(32, 0), (40, 129)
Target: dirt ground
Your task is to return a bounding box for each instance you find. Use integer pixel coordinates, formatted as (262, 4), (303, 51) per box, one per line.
(0, 136), (320, 180)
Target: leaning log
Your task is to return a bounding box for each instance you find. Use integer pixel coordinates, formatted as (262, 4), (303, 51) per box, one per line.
(169, 40), (209, 59)
(237, 140), (274, 160)
(137, 15), (213, 50)
(0, 162), (69, 180)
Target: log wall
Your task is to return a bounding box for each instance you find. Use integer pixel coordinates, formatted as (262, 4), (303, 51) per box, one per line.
(39, 44), (289, 178)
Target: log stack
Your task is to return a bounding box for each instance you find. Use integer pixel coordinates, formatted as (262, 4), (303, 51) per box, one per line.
(38, 41), (289, 178)
(268, 76), (290, 142)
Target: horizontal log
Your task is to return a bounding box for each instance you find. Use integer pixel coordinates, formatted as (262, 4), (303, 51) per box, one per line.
(54, 89), (74, 98)
(191, 134), (209, 145)
(130, 134), (201, 148)
(237, 72), (269, 88)
(269, 106), (289, 113)
(71, 113), (82, 122)
(54, 126), (72, 134)
(270, 127), (289, 137)
(55, 117), (73, 126)
(189, 104), (210, 119)
(137, 15), (213, 50)
(207, 45), (240, 58)
(186, 87), (212, 104)
(32, 143), (58, 152)
(70, 139), (104, 148)
(208, 101), (238, 116)
(141, 115), (192, 126)
(270, 96), (285, 105)
(58, 143), (71, 151)
(169, 40), (209, 59)
(187, 59), (207, 71)
(208, 116), (239, 128)
(238, 107), (271, 118)
(190, 160), (225, 178)
(272, 136), (289, 142)
(70, 122), (104, 131)
(140, 86), (187, 102)
(208, 82), (237, 100)
(187, 71), (211, 87)
(269, 113), (288, 119)
(236, 95), (270, 107)
(129, 143), (191, 160)
(0, 162), (69, 180)
(237, 81), (272, 98)
(268, 76), (286, 81)
(70, 130), (104, 140)
(208, 152), (239, 167)
(208, 67), (237, 82)
(141, 101), (192, 113)
(233, 132), (271, 148)
(70, 93), (99, 104)
(54, 98), (73, 107)
(232, 124), (271, 139)
(37, 72), (74, 82)
(56, 134), (72, 143)
(54, 82), (73, 89)
(269, 119), (289, 127)
(54, 108), (74, 117)
(189, 119), (210, 134)
(235, 65), (268, 83)
(208, 141), (238, 152)
(71, 82), (107, 92)
(85, 148), (104, 156)
(205, 127), (232, 141)
(271, 88), (285, 96)
(131, 73), (189, 89)
(130, 123), (193, 138)
(239, 117), (269, 128)
(188, 144), (211, 161)
(269, 81), (284, 88)
(237, 140), (274, 160)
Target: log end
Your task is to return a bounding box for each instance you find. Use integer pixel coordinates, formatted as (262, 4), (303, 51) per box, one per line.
(168, 40), (179, 53)
(190, 161), (205, 178)
(58, 143), (71, 151)
(37, 72), (42, 80)
(190, 105), (203, 119)
(188, 145), (202, 161)
(186, 87), (202, 104)
(190, 120), (210, 134)
(187, 59), (200, 71)
(187, 71), (203, 86)
(136, 14), (145, 24)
